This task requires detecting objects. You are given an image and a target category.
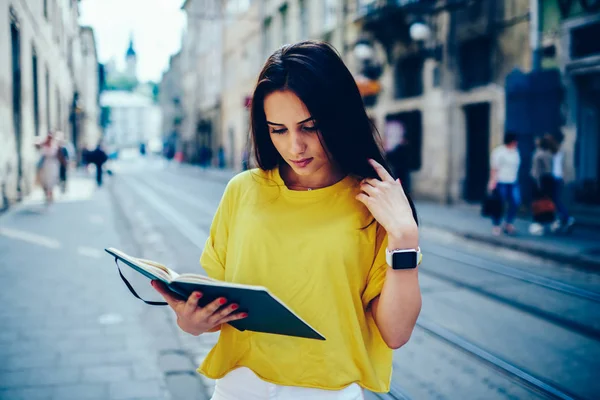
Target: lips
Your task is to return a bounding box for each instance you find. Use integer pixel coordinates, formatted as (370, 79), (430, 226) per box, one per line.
(290, 158), (313, 168)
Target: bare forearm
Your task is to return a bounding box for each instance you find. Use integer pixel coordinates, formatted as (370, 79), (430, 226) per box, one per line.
(374, 268), (421, 349)
(372, 232), (422, 349)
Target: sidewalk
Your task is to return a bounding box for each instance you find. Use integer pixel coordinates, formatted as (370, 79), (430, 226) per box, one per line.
(0, 173), (204, 400)
(416, 201), (600, 269)
(186, 165), (600, 270)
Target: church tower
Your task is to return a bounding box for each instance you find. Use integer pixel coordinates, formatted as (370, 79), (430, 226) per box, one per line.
(125, 34), (137, 81)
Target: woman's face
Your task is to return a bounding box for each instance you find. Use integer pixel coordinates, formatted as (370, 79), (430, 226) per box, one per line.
(263, 90), (334, 180)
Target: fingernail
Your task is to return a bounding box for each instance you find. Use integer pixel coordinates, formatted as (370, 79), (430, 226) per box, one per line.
(150, 281), (155, 287)
(219, 298), (227, 305)
(195, 292), (202, 298)
(231, 304), (239, 310)
(240, 312), (248, 318)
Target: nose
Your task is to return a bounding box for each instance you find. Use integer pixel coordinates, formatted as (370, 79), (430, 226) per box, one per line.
(289, 130), (307, 155)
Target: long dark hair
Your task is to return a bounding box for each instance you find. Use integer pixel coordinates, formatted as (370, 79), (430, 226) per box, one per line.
(249, 40), (418, 225)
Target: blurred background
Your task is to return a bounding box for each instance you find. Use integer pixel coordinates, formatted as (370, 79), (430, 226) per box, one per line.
(1, 1), (600, 399)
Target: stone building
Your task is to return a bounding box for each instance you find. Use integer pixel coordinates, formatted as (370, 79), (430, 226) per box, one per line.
(352, 0), (532, 203)
(0, 0), (101, 209)
(178, 0), (223, 165)
(538, 0), (600, 207)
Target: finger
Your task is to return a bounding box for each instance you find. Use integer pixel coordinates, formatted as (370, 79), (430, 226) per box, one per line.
(368, 159), (394, 182)
(199, 296), (228, 319)
(216, 311), (249, 325)
(362, 178), (381, 187)
(208, 303), (240, 324)
(359, 182), (378, 197)
(151, 280), (184, 308)
(355, 193), (372, 206)
(182, 291), (203, 317)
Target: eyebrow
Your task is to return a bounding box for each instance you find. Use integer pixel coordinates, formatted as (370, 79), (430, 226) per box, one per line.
(266, 117), (314, 126)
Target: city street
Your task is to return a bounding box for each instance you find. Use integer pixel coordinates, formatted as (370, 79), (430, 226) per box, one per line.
(1, 157), (600, 400)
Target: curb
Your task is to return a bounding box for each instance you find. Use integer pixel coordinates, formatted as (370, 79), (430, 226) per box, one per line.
(448, 229), (600, 270)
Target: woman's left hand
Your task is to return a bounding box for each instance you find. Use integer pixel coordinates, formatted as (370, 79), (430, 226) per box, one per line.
(356, 159), (418, 241)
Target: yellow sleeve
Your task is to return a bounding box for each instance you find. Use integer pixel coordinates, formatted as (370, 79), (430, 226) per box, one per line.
(361, 224), (388, 308)
(199, 180), (236, 281)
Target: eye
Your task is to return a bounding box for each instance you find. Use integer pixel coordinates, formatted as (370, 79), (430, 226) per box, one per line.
(302, 126), (318, 132)
(270, 128), (287, 135)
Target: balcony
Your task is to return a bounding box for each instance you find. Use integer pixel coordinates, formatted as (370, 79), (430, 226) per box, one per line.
(357, 0), (472, 20)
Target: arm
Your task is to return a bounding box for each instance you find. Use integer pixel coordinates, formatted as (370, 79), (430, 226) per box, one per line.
(371, 231), (421, 349)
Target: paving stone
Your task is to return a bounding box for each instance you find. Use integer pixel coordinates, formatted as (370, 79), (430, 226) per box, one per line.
(108, 380), (168, 400)
(50, 383), (109, 400)
(0, 386), (52, 400)
(81, 365), (132, 383)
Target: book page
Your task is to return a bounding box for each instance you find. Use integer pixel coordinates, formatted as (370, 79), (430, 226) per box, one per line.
(136, 258), (179, 279)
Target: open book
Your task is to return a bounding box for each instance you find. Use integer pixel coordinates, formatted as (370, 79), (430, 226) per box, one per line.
(105, 248), (325, 341)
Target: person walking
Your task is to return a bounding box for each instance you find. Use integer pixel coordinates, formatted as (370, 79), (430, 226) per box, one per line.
(529, 134), (557, 235)
(488, 132), (521, 235)
(151, 40), (422, 399)
(550, 135), (575, 232)
(34, 132), (61, 206)
(87, 143), (109, 187)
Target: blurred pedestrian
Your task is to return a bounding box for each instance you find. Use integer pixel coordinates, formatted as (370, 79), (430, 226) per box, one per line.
(34, 132), (61, 206)
(529, 134), (557, 235)
(87, 143), (109, 187)
(151, 40), (421, 399)
(55, 131), (71, 194)
(488, 132), (521, 236)
(549, 134), (575, 233)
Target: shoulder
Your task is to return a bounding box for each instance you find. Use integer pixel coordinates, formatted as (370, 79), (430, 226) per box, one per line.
(226, 168), (271, 190)
(222, 168), (276, 200)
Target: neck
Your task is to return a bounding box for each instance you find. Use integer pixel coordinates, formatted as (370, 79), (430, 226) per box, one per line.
(280, 163), (345, 190)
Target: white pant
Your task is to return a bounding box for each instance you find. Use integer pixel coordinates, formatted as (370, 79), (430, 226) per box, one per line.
(211, 367), (364, 400)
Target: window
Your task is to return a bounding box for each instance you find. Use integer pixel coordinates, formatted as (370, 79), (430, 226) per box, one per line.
(458, 36), (492, 90)
(263, 17), (272, 61)
(571, 21), (600, 59)
(67, 38), (73, 72)
(324, 0), (336, 31)
(45, 67), (50, 130)
(56, 87), (61, 130)
(394, 55), (424, 99)
(44, 0), (48, 19)
(279, 4), (288, 45)
(299, 0), (308, 39)
(32, 45), (40, 136)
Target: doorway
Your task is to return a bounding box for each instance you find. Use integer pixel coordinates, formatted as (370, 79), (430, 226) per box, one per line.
(10, 10), (23, 197)
(575, 73), (600, 204)
(463, 102), (490, 202)
(384, 110), (423, 194)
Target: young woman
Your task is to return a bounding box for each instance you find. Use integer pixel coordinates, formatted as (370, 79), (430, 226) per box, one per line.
(152, 40), (422, 399)
(34, 132), (62, 206)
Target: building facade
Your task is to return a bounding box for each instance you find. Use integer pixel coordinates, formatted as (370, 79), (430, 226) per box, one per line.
(0, 0), (101, 209)
(100, 90), (162, 150)
(159, 51), (184, 155)
(177, 0), (224, 165)
(539, 0), (600, 206)
(220, 0), (263, 169)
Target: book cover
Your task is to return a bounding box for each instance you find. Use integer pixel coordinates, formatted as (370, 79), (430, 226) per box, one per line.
(105, 247), (325, 341)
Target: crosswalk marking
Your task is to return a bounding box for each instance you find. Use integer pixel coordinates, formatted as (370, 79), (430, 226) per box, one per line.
(77, 246), (103, 259)
(0, 227), (61, 249)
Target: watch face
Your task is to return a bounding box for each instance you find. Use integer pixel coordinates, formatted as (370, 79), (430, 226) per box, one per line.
(392, 252), (418, 269)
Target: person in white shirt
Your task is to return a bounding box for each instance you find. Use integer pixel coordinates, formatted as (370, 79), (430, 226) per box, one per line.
(488, 132), (521, 236)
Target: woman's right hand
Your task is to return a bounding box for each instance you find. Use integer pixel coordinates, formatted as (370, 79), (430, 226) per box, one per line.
(151, 280), (248, 336)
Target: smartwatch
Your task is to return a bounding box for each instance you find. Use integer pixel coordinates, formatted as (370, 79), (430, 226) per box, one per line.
(386, 247), (422, 269)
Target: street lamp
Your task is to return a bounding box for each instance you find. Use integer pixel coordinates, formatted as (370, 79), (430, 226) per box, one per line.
(353, 39), (383, 105)
(409, 21), (432, 42)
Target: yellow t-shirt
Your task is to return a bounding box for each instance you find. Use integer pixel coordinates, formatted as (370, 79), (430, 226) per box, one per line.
(197, 167), (392, 392)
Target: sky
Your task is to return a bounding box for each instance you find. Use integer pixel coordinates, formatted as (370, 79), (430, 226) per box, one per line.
(79, 0), (186, 82)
